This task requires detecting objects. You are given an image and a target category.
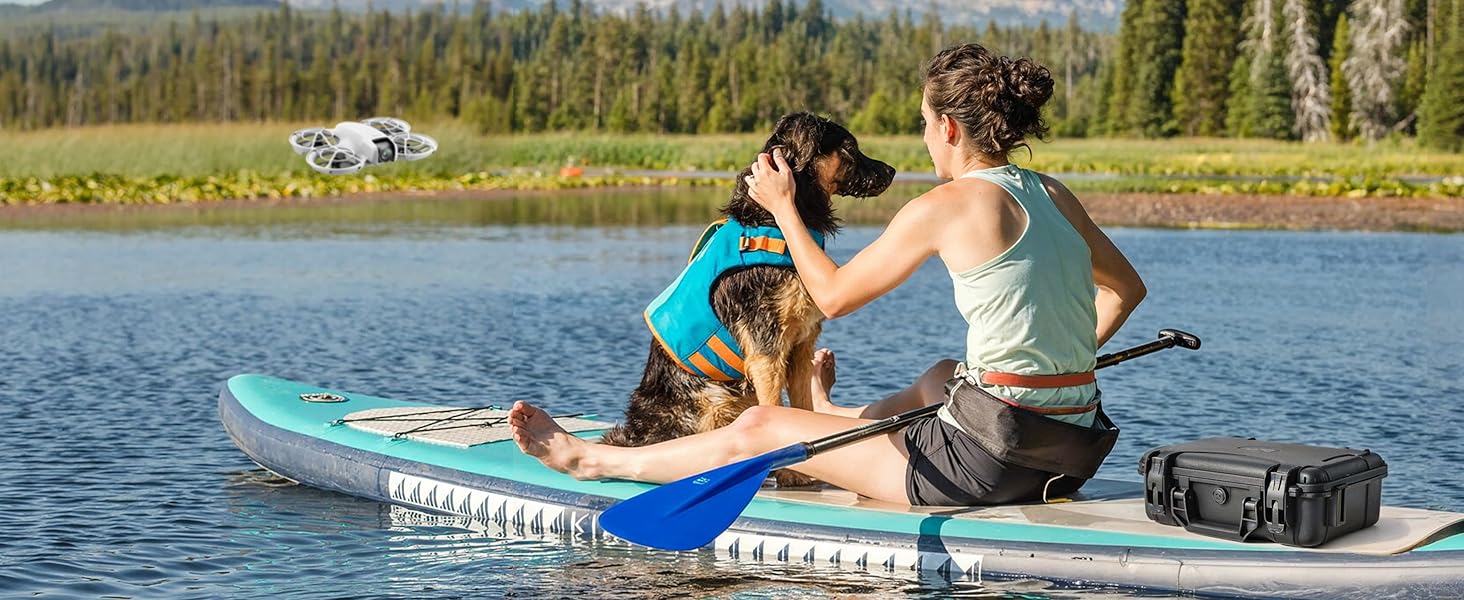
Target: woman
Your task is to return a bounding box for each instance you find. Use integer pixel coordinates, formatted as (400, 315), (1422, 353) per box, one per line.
(509, 44), (1146, 506)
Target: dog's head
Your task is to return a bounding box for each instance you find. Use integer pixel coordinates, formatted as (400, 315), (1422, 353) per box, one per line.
(726, 112), (896, 234)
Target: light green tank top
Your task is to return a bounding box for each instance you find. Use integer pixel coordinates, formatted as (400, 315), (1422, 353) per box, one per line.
(936, 164), (1099, 428)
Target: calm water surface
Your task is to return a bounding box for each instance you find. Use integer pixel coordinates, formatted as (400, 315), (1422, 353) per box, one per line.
(2, 190), (1461, 598)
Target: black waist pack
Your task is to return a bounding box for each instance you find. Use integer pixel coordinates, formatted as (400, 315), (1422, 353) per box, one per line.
(1139, 437), (1388, 547)
(944, 378), (1119, 480)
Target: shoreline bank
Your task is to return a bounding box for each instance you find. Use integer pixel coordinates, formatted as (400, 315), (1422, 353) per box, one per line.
(1075, 192), (1464, 232)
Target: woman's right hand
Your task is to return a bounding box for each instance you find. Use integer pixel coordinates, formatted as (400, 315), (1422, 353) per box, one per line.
(745, 148), (798, 220)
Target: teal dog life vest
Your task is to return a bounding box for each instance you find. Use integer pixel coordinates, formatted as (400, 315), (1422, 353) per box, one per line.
(645, 218), (826, 381)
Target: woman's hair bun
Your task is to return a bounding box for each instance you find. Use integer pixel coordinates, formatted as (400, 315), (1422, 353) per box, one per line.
(922, 44), (1053, 158)
(1004, 57), (1054, 110)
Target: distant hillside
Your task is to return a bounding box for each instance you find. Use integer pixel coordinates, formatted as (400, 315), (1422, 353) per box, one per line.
(0, 0), (1122, 29)
(5, 0), (277, 12)
(0, 0), (278, 38)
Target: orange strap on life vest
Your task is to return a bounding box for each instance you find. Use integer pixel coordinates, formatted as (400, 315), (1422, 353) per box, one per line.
(739, 235), (788, 254)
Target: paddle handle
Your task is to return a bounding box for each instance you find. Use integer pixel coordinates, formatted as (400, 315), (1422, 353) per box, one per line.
(1096, 328), (1200, 369)
(803, 329), (1201, 459)
(803, 402), (944, 458)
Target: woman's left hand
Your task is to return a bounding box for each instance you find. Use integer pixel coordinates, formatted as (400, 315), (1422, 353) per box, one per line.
(745, 148), (797, 220)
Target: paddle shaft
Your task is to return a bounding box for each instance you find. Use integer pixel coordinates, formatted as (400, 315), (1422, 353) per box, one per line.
(802, 329), (1200, 458)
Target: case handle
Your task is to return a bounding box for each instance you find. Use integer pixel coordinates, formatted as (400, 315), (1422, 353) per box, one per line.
(1172, 488), (1265, 541)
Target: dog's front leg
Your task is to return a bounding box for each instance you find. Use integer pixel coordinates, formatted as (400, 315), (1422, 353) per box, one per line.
(767, 344), (822, 488)
(743, 353), (787, 407)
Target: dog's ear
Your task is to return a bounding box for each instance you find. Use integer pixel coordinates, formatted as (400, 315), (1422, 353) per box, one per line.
(769, 113), (826, 172)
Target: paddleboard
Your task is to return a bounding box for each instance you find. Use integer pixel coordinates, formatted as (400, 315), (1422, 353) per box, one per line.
(219, 374), (1464, 598)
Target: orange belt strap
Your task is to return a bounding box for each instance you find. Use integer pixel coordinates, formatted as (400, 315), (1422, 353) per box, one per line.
(979, 370), (1096, 389)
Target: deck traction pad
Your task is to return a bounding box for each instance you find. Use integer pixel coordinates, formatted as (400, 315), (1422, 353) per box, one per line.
(344, 406), (606, 447)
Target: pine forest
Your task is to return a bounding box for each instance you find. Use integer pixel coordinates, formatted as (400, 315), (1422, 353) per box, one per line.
(0, 0), (1460, 150)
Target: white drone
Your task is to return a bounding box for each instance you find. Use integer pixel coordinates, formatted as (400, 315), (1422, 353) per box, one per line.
(289, 117), (438, 175)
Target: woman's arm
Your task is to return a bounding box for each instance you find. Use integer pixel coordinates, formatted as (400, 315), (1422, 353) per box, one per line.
(1041, 175), (1147, 347)
(746, 150), (939, 319)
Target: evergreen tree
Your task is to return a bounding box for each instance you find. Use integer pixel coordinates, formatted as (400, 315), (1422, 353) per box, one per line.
(1248, 49), (1298, 138)
(1225, 52), (1254, 136)
(1089, 61), (1115, 135)
(1234, 0), (1283, 137)
(514, 60), (549, 132)
(465, 94), (511, 134)
(850, 86), (895, 134)
(704, 89), (736, 133)
(1175, 0), (1244, 136)
(1417, 2), (1464, 149)
(1105, 0), (1145, 135)
(605, 88), (634, 133)
(1399, 39), (1427, 122)
(1329, 14), (1355, 140)
(1133, 0), (1187, 136)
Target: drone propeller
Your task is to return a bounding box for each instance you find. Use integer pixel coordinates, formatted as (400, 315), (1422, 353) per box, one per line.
(305, 146), (366, 175)
(363, 117), (410, 137)
(393, 133), (438, 161)
(289, 128), (339, 155)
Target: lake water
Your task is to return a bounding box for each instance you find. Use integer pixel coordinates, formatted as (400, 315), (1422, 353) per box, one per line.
(2, 189), (1461, 598)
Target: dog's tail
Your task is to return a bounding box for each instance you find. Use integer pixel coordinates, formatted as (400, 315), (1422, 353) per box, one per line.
(598, 423), (634, 447)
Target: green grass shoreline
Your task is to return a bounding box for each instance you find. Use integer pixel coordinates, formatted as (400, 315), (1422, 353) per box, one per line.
(2, 123), (1461, 205)
(2, 170), (1458, 206)
(0, 172), (728, 205)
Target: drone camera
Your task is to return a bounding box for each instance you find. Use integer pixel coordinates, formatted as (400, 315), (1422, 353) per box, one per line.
(373, 139), (397, 163)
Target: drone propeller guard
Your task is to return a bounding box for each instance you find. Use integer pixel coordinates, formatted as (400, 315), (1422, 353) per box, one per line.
(363, 117), (410, 137)
(393, 133), (438, 161)
(289, 128), (339, 156)
(305, 146), (366, 175)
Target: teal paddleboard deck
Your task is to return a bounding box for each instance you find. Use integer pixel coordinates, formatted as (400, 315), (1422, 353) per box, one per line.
(220, 374), (1464, 598)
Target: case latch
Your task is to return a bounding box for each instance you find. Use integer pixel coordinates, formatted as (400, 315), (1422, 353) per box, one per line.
(1264, 468), (1292, 535)
(1145, 455), (1170, 520)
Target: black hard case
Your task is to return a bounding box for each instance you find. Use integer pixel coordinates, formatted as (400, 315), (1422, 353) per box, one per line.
(1138, 437), (1387, 547)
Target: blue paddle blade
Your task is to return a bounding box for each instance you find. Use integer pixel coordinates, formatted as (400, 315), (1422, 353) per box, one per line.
(599, 443), (810, 551)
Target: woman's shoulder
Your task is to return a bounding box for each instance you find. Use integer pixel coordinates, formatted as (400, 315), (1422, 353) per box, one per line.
(891, 178), (1010, 236)
(916, 176), (1008, 207)
(1026, 170), (1098, 232)
(1027, 170), (1078, 204)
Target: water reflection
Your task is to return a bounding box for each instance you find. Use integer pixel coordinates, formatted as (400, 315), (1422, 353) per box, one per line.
(0, 184), (941, 233)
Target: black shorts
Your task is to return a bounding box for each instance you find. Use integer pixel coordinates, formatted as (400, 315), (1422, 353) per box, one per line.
(902, 415), (1085, 506)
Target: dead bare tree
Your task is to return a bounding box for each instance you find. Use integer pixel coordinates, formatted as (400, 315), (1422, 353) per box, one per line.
(1284, 0), (1332, 141)
(1343, 0), (1410, 140)
(1245, 0), (1278, 82)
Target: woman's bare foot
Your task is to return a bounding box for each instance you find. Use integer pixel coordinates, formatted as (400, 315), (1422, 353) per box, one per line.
(810, 348), (838, 413)
(509, 401), (598, 480)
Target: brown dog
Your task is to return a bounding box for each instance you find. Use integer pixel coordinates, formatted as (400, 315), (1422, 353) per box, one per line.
(600, 113), (896, 470)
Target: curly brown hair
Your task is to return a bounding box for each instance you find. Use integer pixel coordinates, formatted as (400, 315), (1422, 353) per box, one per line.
(922, 44), (1054, 159)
